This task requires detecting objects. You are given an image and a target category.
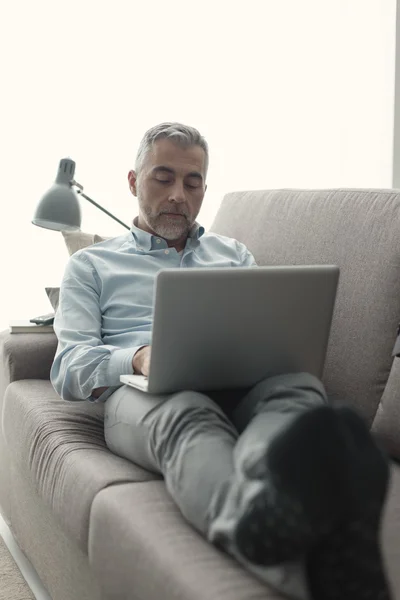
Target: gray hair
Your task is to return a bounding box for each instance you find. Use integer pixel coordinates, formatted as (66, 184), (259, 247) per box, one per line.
(135, 122), (209, 176)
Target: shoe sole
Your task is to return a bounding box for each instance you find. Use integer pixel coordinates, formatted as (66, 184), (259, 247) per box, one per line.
(235, 406), (353, 565)
(307, 521), (392, 600)
(307, 407), (392, 599)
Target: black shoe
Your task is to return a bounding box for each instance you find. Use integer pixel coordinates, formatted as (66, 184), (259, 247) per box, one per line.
(234, 406), (377, 566)
(306, 406), (392, 600)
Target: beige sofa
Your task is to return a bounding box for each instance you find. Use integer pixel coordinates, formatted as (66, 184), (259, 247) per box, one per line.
(1, 188), (400, 600)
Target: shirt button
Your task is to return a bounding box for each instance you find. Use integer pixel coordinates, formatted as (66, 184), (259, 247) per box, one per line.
(156, 239), (161, 244)
(165, 249), (170, 255)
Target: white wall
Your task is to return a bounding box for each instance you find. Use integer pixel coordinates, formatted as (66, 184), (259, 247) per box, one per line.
(0, 0), (396, 331)
(392, 0), (400, 186)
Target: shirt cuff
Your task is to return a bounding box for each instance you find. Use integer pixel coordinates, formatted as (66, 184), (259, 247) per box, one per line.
(89, 346), (148, 403)
(106, 347), (138, 384)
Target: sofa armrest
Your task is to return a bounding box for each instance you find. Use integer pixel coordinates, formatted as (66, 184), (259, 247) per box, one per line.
(372, 358), (400, 460)
(0, 329), (58, 385)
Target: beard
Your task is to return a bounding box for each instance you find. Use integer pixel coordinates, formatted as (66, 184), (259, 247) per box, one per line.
(139, 200), (192, 241)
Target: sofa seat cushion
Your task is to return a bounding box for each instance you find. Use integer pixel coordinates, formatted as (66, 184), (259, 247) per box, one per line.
(89, 467), (400, 600)
(2, 380), (160, 552)
(89, 480), (284, 600)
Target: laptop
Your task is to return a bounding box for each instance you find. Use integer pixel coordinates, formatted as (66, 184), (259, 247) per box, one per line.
(120, 265), (339, 395)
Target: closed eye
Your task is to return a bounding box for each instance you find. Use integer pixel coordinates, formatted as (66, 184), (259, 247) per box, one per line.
(155, 179), (200, 189)
(185, 178), (202, 189)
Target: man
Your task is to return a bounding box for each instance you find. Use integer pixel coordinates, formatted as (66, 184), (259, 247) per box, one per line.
(51, 122), (392, 600)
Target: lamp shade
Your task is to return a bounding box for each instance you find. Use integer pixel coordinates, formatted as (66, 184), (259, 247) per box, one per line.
(32, 158), (82, 231)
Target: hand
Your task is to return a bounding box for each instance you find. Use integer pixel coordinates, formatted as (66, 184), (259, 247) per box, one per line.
(132, 345), (151, 376)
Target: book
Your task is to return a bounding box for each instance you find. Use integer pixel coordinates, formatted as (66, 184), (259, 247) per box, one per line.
(9, 321), (55, 334)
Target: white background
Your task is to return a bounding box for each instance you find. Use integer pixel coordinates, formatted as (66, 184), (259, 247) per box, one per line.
(0, 0), (396, 331)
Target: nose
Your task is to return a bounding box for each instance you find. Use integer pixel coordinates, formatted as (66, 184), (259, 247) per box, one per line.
(168, 180), (185, 204)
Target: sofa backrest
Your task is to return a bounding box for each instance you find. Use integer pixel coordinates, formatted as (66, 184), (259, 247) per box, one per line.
(210, 188), (400, 425)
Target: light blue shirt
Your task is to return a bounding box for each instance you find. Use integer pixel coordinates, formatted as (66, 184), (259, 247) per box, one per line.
(51, 220), (257, 402)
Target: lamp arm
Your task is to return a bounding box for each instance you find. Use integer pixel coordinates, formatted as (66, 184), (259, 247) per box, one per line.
(72, 181), (130, 230)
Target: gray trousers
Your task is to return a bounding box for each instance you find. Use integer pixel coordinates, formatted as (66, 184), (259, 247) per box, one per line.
(104, 373), (328, 600)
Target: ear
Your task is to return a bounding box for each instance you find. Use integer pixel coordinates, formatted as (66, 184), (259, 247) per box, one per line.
(127, 170), (138, 196)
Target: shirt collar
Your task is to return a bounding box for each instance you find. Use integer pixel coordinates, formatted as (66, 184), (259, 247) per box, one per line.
(130, 216), (205, 251)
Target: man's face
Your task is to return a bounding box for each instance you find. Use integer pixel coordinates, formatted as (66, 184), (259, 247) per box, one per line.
(128, 138), (207, 242)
